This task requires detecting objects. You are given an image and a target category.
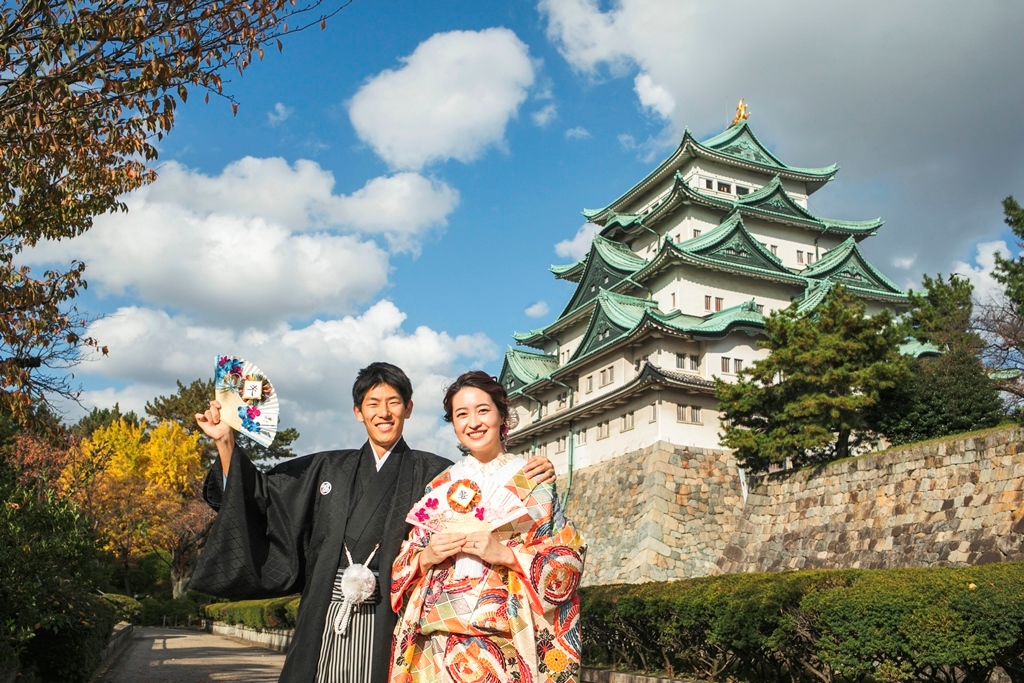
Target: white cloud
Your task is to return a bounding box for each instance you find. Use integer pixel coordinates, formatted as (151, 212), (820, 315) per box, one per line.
(267, 102), (293, 126)
(565, 126), (591, 140)
(532, 103), (559, 127)
(555, 223), (601, 260)
(75, 302), (498, 455)
(892, 256), (916, 270)
(348, 28), (536, 171)
(952, 240), (1012, 304)
(525, 301), (549, 318)
(23, 158), (461, 324)
(633, 72), (674, 119)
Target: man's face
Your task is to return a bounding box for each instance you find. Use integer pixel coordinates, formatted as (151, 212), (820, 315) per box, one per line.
(353, 383), (413, 455)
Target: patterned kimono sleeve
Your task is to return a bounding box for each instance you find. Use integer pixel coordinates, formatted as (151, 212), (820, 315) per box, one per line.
(506, 472), (586, 613)
(390, 472), (451, 614)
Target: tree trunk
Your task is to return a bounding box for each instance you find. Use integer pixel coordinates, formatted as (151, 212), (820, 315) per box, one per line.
(836, 429), (851, 460)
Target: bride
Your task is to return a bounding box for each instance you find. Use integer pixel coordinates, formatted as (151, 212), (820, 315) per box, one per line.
(390, 371), (586, 683)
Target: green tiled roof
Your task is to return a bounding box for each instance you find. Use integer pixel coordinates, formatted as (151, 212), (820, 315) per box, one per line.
(585, 121), (839, 224)
(801, 237), (906, 299)
(600, 173), (881, 243)
(699, 121), (838, 178)
(550, 261), (585, 281)
(498, 348), (558, 394)
(898, 339), (942, 359)
(557, 235), (650, 318)
(635, 214), (808, 286)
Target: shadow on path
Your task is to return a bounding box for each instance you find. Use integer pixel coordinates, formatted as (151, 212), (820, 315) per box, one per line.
(95, 626), (285, 683)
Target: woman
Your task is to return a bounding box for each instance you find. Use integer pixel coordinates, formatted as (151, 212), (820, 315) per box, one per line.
(390, 371), (585, 683)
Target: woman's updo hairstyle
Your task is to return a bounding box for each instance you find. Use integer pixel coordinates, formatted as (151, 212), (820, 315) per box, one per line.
(442, 371), (510, 425)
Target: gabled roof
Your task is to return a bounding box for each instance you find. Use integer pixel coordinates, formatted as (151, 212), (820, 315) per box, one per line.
(550, 234), (644, 283)
(600, 174), (882, 243)
(572, 290), (659, 360)
(556, 235), (649, 318)
(584, 121), (839, 224)
(498, 348), (558, 395)
(633, 214), (808, 287)
(801, 237), (906, 300)
(898, 338), (942, 359)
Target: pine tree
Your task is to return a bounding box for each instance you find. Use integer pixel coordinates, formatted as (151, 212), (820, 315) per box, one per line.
(716, 286), (905, 472)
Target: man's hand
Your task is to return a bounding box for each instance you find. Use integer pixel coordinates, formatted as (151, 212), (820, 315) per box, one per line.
(195, 400), (235, 476)
(524, 455), (556, 484)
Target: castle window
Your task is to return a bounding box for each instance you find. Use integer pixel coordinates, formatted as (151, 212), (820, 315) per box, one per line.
(756, 304), (764, 314)
(556, 436), (566, 453)
(736, 186), (749, 196)
(670, 292), (676, 308)
(597, 421), (610, 439)
(676, 352), (686, 369)
(622, 412), (634, 431)
(770, 245), (778, 256)
(806, 253), (814, 265)
(704, 178), (713, 190)
(677, 405), (702, 423)
(576, 429), (587, 445)
(721, 357), (731, 373)
(715, 297), (723, 311)
(690, 354), (700, 371)
(692, 406), (702, 422)
(599, 366), (614, 387)
(650, 402), (658, 423)
(557, 392), (567, 409)
(585, 375), (593, 393)
(797, 250), (804, 264)
(693, 229), (701, 238)
(718, 182), (731, 193)
(734, 358), (743, 373)
(704, 295), (712, 311)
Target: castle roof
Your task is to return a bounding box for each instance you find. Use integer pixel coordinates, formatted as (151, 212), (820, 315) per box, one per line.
(498, 347), (559, 395)
(584, 121), (839, 224)
(600, 174), (882, 242)
(801, 237), (907, 302)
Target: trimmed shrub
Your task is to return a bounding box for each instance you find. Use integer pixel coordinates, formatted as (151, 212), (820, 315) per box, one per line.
(204, 595), (301, 630)
(580, 562), (1024, 683)
(101, 592), (142, 624)
(139, 596), (203, 626)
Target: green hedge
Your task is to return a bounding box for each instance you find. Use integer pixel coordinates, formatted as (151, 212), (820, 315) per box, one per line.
(101, 592), (142, 624)
(581, 562), (1024, 683)
(19, 593), (117, 683)
(204, 595), (301, 630)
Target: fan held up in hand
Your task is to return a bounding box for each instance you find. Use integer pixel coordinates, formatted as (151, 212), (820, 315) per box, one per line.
(213, 355), (279, 448)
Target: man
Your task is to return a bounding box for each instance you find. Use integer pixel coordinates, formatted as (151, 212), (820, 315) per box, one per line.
(190, 362), (553, 683)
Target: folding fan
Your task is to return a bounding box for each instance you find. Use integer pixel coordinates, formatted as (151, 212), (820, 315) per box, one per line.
(213, 355), (279, 448)
(406, 475), (530, 534)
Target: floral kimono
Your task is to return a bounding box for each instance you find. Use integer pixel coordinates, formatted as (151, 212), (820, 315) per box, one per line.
(390, 453), (586, 683)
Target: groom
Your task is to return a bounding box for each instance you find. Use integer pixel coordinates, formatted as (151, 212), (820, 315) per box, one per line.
(190, 362), (554, 683)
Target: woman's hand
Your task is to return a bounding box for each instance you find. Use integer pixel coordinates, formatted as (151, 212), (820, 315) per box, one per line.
(462, 531), (516, 568)
(524, 455), (556, 484)
(418, 532), (466, 572)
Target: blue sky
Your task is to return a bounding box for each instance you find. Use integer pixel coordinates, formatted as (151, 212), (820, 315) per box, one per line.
(25, 0), (1024, 456)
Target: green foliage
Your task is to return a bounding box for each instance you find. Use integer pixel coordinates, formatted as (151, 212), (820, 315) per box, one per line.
(138, 596), (205, 626)
(716, 286), (906, 472)
(902, 273), (981, 351)
(19, 594), (117, 683)
(71, 404), (143, 440)
(581, 562), (1024, 683)
(994, 195), (1024, 312)
(146, 378), (300, 464)
(875, 348), (1005, 446)
(101, 593), (143, 624)
(204, 596), (302, 630)
(0, 462), (100, 653)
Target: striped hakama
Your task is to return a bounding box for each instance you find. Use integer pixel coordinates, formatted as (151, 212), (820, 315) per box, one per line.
(316, 566), (379, 683)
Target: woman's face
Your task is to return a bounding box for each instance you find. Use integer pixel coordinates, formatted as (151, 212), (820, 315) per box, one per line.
(451, 386), (504, 460)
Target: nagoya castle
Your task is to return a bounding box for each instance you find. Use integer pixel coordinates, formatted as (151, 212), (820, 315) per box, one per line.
(498, 104), (909, 583)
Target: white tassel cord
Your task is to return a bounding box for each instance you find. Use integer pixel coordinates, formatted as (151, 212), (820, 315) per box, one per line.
(333, 544), (379, 636)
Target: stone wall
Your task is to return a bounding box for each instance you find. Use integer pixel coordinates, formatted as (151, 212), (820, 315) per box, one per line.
(566, 426), (1024, 584)
(717, 426), (1024, 574)
(564, 440), (745, 585)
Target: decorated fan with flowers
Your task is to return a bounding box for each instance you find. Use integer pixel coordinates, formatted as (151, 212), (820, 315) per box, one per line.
(213, 355), (279, 448)
(406, 477), (529, 534)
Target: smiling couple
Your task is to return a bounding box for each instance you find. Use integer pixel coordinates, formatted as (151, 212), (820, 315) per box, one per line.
(191, 362), (584, 683)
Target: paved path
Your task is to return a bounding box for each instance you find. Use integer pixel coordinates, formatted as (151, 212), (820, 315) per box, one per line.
(95, 626), (285, 683)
